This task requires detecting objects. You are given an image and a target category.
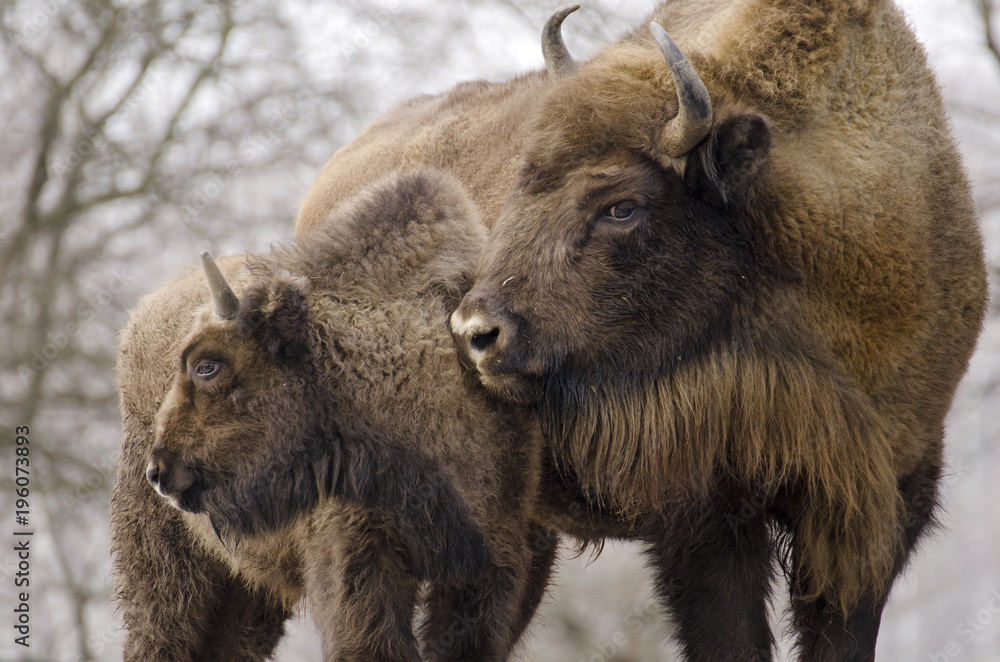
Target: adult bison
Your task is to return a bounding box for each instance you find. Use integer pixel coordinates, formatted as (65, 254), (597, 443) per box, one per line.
(291, 1), (985, 659)
(111, 171), (552, 661)
(444, 1), (988, 661)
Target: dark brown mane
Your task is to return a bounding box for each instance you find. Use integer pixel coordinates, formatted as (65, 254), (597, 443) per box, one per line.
(541, 325), (903, 611)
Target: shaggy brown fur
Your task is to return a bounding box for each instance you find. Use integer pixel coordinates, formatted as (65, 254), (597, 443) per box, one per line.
(111, 170), (552, 661)
(296, 76), (546, 236)
(289, 1), (985, 661)
(444, 1), (986, 661)
(283, 2), (988, 660)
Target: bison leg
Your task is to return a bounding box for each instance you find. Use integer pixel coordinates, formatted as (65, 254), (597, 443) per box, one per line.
(790, 595), (883, 662)
(643, 492), (775, 662)
(114, 477), (288, 661)
(790, 458), (941, 661)
(419, 574), (516, 662)
(116, 525), (288, 661)
(302, 506), (422, 662)
(420, 524), (556, 662)
(199, 575), (292, 661)
(509, 525), (560, 646)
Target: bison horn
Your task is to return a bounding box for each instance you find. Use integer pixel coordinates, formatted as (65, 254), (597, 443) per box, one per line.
(542, 4), (580, 79)
(200, 250), (240, 321)
(650, 22), (713, 157)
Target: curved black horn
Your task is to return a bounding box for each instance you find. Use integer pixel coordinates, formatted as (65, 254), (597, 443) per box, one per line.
(542, 4), (580, 79)
(200, 250), (239, 320)
(650, 22), (713, 157)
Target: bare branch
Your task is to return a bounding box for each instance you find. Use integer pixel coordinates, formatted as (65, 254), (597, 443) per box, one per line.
(141, 4), (237, 196)
(979, 0), (1000, 66)
(37, 495), (94, 660)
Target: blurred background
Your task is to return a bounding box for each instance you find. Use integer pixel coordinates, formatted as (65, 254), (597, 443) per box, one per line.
(0, 0), (996, 659)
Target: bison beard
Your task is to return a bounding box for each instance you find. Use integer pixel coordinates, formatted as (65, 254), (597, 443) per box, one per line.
(196, 427), (490, 583)
(538, 338), (905, 610)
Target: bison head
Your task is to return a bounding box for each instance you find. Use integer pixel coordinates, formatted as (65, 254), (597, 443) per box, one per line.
(450, 23), (779, 511)
(147, 253), (326, 534)
(146, 169), (496, 584)
(452, 25), (773, 403)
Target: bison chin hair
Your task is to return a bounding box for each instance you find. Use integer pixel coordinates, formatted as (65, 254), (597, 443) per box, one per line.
(476, 372), (544, 406)
(197, 429), (491, 584)
(538, 340), (906, 614)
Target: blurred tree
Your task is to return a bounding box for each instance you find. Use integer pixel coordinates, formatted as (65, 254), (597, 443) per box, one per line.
(973, 0), (1000, 315)
(2, 0), (995, 660)
(978, 0), (1000, 63)
(0, 0), (356, 658)
(0, 1), (649, 658)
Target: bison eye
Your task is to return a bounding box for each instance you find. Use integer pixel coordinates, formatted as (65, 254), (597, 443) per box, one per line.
(193, 359), (221, 380)
(603, 202), (636, 222)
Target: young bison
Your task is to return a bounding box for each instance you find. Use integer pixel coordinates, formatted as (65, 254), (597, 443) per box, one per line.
(111, 170), (553, 661)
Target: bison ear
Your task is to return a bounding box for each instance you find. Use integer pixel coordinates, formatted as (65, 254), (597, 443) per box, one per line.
(237, 274), (313, 361)
(686, 112), (771, 206)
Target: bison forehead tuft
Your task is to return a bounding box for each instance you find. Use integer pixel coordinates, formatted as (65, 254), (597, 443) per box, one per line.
(524, 42), (709, 188)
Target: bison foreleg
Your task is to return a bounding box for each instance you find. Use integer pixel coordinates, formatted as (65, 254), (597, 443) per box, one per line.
(790, 594), (883, 662)
(642, 491), (776, 662)
(789, 454), (942, 661)
(419, 524), (556, 662)
(334, 438), (492, 583)
(303, 505), (422, 662)
(197, 576), (291, 662)
(508, 525), (560, 647)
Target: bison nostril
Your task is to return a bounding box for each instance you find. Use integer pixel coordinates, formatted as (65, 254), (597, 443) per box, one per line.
(470, 327), (500, 353)
(146, 461), (161, 488)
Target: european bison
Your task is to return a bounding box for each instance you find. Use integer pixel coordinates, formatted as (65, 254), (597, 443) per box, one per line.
(289, 1), (985, 660)
(111, 171), (552, 661)
(447, 2), (988, 661)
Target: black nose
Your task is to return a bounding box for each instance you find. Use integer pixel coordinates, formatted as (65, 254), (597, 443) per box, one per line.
(469, 326), (501, 353)
(450, 295), (513, 372)
(145, 452), (197, 502)
(145, 460), (162, 489)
